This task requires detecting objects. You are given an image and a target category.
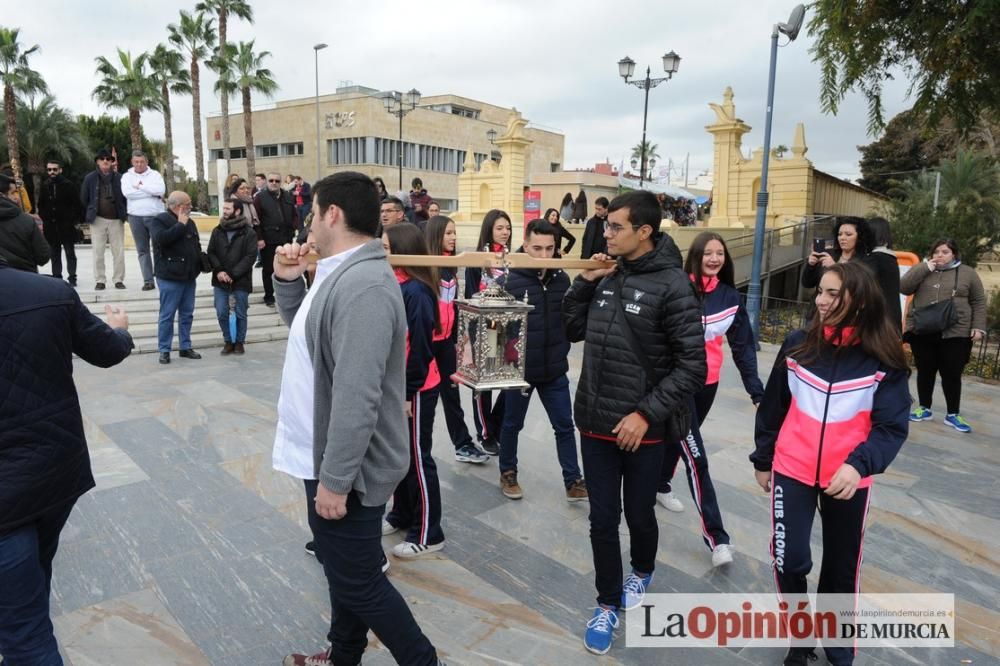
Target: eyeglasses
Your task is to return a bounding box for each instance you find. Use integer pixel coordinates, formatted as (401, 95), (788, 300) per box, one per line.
(267, 178), (281, 183)
(603, 220), (640, 236)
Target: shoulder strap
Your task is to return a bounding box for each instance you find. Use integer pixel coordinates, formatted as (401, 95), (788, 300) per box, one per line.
(614, 273), (660, 390)
(952, 266), (959, 296)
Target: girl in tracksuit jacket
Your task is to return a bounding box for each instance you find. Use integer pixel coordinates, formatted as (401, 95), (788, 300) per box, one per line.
(382, 224), (445, 558)
(660, 233), (766, 565)
(463, 209), (512, 454)
(752, 262), (909, 666)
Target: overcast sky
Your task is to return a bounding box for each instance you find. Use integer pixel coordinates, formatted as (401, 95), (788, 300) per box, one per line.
(16, 0), (912, 183)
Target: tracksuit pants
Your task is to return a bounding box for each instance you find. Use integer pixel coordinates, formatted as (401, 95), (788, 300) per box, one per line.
(431, 339), (475, 451)
(470, 389), (504, 444)
(658, 391), (731, 549)
(386, 389), (444, 546)
(770, 471), (871, 666)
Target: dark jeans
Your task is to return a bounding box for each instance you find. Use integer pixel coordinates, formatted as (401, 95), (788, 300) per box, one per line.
(908, 333), (972, 413)
(44, 228), (76, 281)
(127, 214), (156, 283)
(386, 390), (444, 546)
(431, 339), (474, 450)
(0, 500), (76, 666)
(213, 287), (249, 344)
(499, 374), (582, 488)
(580, 435), (664, 607)
(304, 481), (438, 665)
(470, 389), (504, 442)
(261, 244), (278, 302)
(770, 471), (870, 666)
(156, 278), (196, 353)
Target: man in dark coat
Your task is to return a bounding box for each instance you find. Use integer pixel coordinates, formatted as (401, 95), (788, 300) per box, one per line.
(0, 258), (133, 663)
(150, 191), (204, 364)
(208, 197), (258, 355)
(497, 219), (587, 503)
(0, 173), (50, 272)
(80, 148), (128, 289)
(254, 171), (299, 307)
(37, 160), (82, 285)
(580, 195), (609, 258)
(562, 189), (706, 654)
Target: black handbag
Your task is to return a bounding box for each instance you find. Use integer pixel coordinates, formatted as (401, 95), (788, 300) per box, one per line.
(910, 269), (959, 335)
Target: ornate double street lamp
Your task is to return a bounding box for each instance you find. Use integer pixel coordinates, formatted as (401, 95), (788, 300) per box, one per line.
(382, 88), (421, 190)
(630, 156), (657, 182)
(745, 4), (806, 341)
(618, 51), (680, 187)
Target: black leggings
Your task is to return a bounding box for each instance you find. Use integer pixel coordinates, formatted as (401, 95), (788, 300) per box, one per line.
(908, 333), (972, 414)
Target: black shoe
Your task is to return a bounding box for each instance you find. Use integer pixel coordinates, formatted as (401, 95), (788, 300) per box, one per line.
(142, 281), (155, 291)
(479, 438), (500, 456)
(264, 298), (276, 308)
(68, 276), (77, 286)
(159, 352), (170, 364)
(114, 282), (126, 289)
(783, 647), (817, 666)
(95, 282), (106, 290)
(179, 349), (202, 359)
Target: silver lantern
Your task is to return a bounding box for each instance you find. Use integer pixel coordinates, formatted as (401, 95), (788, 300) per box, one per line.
(452, 255), (533, 391)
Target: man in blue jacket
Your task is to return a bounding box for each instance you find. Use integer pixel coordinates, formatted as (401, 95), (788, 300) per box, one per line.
(0, 258), (133, 664)
(497, 219), (587, 502)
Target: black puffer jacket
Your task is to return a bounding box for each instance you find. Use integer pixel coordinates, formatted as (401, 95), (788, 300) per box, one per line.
(504, 259), (571, 385)
(562, 233), (706, 442)
(0, 196), (49, 272)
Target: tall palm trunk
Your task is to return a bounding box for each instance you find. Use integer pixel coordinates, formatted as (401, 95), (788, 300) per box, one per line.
(161, 82), (176, 191)
(29, 157), (42, 210)
(242, 86), (255, 177)
(128, 108), (142, 152)
(218, 10), (231, 168)
(191, 59), (209, 211)
(3, 84), (22, 180)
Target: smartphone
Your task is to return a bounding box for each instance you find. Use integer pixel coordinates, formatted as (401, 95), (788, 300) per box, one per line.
(813, 238), (834, 254)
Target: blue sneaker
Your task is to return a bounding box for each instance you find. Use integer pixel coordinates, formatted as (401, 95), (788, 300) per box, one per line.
(944, 414), (972, 433)
(909, 406), (933, 422)
(620, 571), (653, 610)
(584, 606), (619, 655)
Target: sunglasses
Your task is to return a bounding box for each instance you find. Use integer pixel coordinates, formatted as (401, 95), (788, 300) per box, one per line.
(267, 179), (281, 183)
(98, 157), (112, 161)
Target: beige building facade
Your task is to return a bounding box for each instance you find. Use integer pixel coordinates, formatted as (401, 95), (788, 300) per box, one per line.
(204, 84), (564, 210)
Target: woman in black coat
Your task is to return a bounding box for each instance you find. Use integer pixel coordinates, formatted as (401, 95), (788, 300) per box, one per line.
(207, 199), (259, 353)
(544, 207), (576, 256)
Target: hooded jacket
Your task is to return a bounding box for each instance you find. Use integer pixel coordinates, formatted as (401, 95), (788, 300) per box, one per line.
(0, 196), (50, 272)
(562, 233), (707, 443)
(504, 255), (571, 385)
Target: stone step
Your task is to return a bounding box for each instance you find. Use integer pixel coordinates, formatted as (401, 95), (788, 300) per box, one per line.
(127, 311), (284, 339)
(130, 325), (290, 355)
(107, 302), (279, 324)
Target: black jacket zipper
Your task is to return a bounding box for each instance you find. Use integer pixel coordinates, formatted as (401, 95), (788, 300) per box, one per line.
(814, 356), (839, 485)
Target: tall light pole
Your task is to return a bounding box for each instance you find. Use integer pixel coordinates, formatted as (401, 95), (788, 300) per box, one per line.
(313, 43), (328, 183)
(618, 51), (680, 187)
(746, 4), (806, 341)
(383, 88), (421, 191)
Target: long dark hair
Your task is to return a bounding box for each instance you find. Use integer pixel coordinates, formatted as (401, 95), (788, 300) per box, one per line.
(790, 262), (906, 369)
(425, 215), (453, 256)
(383, 223), (441, 334)
(476, 209), (512, 252)
(685, 231), (735, 294)
(560, 192), (573, 208)
(543, 207), (561, 224)
(831, 216), (875, 259)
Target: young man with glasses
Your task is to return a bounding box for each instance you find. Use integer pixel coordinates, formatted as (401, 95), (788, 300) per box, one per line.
(562, 190), (706, 654)
(37, 161), (82, 285)
(80, 149), (128, 289)
(254, 172), (299, 307)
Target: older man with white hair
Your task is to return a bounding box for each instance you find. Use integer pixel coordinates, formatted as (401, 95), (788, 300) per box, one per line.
(121, 149), (166, 291)
(149, 191), (203, 364)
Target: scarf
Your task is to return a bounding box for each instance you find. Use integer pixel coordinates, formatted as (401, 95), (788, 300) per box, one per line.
(219, 213), (248, 231)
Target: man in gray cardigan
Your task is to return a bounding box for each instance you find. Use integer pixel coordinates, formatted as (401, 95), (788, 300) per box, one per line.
(271, 172), (441, 666)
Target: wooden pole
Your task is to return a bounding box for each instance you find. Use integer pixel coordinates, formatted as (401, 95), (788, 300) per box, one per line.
(278, 250), (614, 271)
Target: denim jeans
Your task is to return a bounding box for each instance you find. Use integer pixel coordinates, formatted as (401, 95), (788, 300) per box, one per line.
(213, 287), (249, 344)
(0, 501), (76, 665)
(303, 481), (438, 665)
(156, 278), (196, 353)
(580, 435), (664, 607)
(128, 215), (157, 283)
(499, 374), (582, 488)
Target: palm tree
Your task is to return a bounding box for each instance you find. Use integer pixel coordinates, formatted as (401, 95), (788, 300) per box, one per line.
(149, 43), (190, 191)
(92, 49), (160, 153)
(630, 140), (660, 168)
(0, 94), (89, 198)
(215, 41), (277, 178)
(196, 0), (253, 166)
(168, 10), (216, 211)
(0, 27), (47, 180)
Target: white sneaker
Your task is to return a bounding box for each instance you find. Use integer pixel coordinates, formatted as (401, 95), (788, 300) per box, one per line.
(712, 544), (734, 567)
(656, 491), (684, 512)
(381, 520), (399, 536)
(391, 541), (444, 559)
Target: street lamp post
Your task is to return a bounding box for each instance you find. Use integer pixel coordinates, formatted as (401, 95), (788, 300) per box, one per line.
(618, 51), (680, 187)
(383, 88), (421, 191)
(313, 43), (328, 183)
(745, 4), (806, 342)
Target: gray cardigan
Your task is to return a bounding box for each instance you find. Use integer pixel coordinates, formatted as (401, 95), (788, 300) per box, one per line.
(273, 239), (409, 506)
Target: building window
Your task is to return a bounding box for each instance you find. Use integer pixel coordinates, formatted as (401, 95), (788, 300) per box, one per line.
(210, 149), (224, 160)
(280, 142), (304, 156)
(550, 162), (561, 172)
(450, 105), (480, 119)
(230, 148), (247, 159)
(257, 144), (278, 158)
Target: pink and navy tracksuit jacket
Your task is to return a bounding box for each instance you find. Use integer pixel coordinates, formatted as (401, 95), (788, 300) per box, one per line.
(697, 276), (764, 401)
(433, 265), (459, 343)
(752, 328), (909, 489)
(396, 270), (440, 398)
